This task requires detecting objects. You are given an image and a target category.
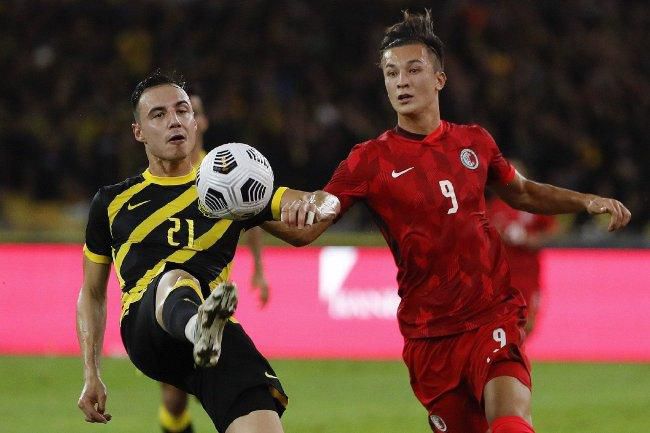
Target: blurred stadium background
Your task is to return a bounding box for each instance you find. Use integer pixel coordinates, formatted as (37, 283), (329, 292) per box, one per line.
(0, 1), (648, 432)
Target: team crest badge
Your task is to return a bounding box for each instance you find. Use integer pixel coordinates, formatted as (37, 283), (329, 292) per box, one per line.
(429, 414), (448, 432)
(460, 148), (479, 170)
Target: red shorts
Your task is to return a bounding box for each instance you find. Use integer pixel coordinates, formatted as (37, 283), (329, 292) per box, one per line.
(402, 312), (531, 433)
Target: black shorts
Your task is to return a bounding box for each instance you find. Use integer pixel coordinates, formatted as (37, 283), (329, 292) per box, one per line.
(120, 269), (287, 432)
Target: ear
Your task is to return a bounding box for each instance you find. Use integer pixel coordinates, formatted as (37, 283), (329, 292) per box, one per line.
(132, 122), (145, 143)
(435, 71), (447, 91)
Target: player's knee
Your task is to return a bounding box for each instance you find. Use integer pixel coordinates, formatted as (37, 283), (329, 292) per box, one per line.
(485, 397), (530, 424)
(155, 270), (201, 326)
(486, 404), (531, 426)
(157, 270), (200, 302)
(162, 270), (199, 292)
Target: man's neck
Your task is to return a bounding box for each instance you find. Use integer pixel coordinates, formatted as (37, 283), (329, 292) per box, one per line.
(397, 110), (441, 136)
(190, 138), (205, 167)
(148, 158), (193, 177)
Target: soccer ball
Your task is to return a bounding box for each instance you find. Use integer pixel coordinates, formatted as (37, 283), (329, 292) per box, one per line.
(196, 142), (274, 220)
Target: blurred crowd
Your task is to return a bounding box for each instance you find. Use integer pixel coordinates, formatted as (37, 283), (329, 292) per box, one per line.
(0, 0), (648, 239)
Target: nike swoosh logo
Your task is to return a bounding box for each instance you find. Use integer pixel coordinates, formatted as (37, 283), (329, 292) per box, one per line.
(264, 371), (279, 379)
(127, 200), (151, 210)
(391, 167), (414, 178)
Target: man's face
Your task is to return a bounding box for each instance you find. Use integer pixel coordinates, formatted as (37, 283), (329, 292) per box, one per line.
(132, 84), (197, 162)
(381, 43), (446, 117)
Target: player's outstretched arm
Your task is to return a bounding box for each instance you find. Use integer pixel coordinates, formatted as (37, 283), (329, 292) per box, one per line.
(76, 257), (112, 423)
(261, 189), (340, 246)
(491, 171), (631, 231)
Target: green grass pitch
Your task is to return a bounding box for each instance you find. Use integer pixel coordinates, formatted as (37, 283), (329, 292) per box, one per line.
(0, 357), (648, 432)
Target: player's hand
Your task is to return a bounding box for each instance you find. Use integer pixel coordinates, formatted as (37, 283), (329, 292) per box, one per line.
(281, 191), (340, 228)
(586, 196), (632, 231)
(78, 376), (112, 423)
(251, 271), (270, 308)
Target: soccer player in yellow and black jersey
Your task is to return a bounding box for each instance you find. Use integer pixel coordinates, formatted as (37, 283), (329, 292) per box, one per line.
(76, 71), (339, 433)
(157, 92), (273, 433)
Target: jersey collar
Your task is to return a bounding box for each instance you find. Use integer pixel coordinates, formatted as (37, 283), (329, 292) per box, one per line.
(394, 120), (448, 144)
(143, 168), (196, 185)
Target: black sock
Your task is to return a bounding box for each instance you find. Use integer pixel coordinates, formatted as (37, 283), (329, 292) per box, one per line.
(161, 286), (202, 341)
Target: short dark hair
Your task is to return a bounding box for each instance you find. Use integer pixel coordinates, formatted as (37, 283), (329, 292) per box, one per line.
(380, 10), (445, 69)
(131, 70), (186, 120)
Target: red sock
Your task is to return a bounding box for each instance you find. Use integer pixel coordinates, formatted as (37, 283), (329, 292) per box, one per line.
(490, 416), (535, 433)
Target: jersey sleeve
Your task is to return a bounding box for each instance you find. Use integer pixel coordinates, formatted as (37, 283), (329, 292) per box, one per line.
(84, 189), (112, 264)
(323, 143), (370, 216)
(480, 127), (516, 185)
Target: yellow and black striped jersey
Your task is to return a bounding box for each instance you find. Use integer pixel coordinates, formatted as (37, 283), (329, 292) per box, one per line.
(83, 168), (285, 320)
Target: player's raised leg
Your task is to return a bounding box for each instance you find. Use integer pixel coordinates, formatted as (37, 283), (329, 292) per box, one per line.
(154, 269), (238, 367)
(193, 281), (237, 367)
(154, 270), (204, 341)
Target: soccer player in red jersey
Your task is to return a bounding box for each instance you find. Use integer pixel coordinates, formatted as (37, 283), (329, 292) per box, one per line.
(269, 10), (631, 433)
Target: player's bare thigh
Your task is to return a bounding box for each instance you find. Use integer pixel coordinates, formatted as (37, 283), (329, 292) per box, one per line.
(154, 269), (201, 329)
(483, 375), (532, 424)
(225, 410), (283, 433)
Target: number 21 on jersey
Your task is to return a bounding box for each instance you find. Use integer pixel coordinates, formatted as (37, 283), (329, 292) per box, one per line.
(168, 217), (195, 248)
(438, 180), (458, 214)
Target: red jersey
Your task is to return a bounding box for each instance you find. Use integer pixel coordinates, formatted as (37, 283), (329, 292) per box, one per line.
(487, 198), (556, 293)
(324, 121), (524, 338)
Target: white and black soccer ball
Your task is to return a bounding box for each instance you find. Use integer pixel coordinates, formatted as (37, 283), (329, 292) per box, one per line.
(196, 142), (274, 220)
